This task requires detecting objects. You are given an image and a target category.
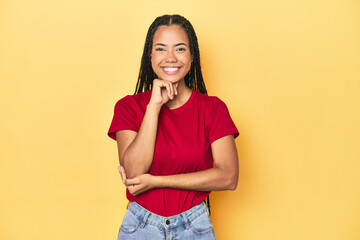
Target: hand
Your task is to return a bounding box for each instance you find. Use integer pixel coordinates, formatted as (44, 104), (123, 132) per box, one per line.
(124, 174), (157, 196)
(117, 166), (157, 196)
(149, 79), (178, 107)
(117, 165), (127, 184)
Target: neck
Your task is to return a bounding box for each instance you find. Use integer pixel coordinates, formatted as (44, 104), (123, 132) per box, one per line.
(166, 80), (192, 109)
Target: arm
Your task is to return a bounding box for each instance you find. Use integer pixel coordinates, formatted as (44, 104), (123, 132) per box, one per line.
(122, 134), (239, 196)
(116, 80), (177, 179)
(116, 105), (160, 179)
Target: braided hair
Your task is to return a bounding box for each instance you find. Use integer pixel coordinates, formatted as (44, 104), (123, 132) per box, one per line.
(134, 15), (211, 214)
(134, 14), (207, 95)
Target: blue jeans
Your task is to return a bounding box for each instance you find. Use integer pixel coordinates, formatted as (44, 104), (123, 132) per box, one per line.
(117, 201), (216, 240)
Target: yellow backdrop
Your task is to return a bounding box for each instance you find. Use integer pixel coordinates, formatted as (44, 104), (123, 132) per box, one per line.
(1, 0), (360, 239)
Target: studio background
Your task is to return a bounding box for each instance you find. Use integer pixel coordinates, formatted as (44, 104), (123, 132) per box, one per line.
(1, 0), (359, 239)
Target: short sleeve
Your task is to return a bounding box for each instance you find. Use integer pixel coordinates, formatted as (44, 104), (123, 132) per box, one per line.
(107, 96), (139, 140)
(208, 98), (239, 144)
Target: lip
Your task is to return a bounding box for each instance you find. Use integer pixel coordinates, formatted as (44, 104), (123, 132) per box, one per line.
(161, 66), (182, 75)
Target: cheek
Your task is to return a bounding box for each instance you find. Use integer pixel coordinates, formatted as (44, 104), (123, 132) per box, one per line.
(151, 53), (162, 66)
(151, 59), (155, 71)
(150, 55), (158, 71)
(181, 53), (192, 65)
(182, 55), (192, 70)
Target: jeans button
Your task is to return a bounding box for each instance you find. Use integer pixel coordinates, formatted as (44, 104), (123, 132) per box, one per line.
(166, 220), (170, 225)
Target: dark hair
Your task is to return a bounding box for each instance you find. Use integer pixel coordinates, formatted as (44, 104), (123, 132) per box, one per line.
(134, 14), (207, 95)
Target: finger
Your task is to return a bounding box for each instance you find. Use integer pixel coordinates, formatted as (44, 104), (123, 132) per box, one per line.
(124, 178), (140, 186)
(165, 82), (173, 99)
(117, 166), (124, 183)
(173, 82), (178, 95)
(153, 79), (164, 94)
(119, 166), (127, 179)
(129, 190), (139, 196)
(127, 183), (142, 196)
(118, 166), (127, 183)
(128, 186), (137, 195)
(172, 83), (177, 96)
(170, 82), (174, 98)
(117, 166), (124, 182)
(154, 80), (164, 92)
(163, 81), (173, 99)
(127, 185), (142, 196)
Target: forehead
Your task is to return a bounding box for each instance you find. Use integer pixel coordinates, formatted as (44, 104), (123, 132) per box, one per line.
(152, 25), (189, 45)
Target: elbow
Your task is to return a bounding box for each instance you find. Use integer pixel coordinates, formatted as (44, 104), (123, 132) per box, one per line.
(122, 161), (138, 179)
(121, 155), (136, 178)
(224, 173), (238, 191)
(123, 168), (138, 179)
(121, 153), (148, 179)
(217, 167), (238, 191)
(227, 179), (238, 191)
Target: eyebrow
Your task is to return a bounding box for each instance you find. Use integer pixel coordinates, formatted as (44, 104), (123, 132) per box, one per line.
(154, 43), (188, 47)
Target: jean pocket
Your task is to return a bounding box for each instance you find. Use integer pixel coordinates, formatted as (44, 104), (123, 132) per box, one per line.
(120, 210), (142, 234)
(189, 211), (214, 235)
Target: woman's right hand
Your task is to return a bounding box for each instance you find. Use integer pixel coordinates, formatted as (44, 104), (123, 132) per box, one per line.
(149, 79), (178, 107)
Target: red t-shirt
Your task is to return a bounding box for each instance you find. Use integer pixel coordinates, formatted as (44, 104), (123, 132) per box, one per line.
(108, 90), (239, 217)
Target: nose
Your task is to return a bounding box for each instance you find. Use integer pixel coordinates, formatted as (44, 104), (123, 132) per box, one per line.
(165, 50), (177, 63)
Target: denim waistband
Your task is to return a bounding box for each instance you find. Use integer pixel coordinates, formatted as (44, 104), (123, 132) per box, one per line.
(127, 201), (209, 230)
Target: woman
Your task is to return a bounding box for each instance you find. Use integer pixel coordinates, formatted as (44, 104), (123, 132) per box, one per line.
(108, 14), (239, 240)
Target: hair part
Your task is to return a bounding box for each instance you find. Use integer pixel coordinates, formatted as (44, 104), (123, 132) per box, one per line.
(134, 14), (207, 95)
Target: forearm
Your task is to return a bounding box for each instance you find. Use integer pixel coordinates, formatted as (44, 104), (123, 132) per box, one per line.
(122, 134), (239, 196)
(121, 104), (161, 178)
(154, 166), (238, 191)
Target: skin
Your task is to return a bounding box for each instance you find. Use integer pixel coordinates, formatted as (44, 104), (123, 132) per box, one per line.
(116, 24), (239, 196)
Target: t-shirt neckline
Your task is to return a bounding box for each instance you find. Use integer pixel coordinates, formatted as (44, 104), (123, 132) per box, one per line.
(163, 90), (195, 113)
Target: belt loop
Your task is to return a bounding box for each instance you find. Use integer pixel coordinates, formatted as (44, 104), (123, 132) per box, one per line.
(140, 212), (150, 229)
(181, 213), (190, 230)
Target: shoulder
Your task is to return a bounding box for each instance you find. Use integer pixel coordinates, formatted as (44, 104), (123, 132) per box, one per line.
(115, 90), (152, 108)
(194, 92), (234, 124)
(194, 91), (227, 109)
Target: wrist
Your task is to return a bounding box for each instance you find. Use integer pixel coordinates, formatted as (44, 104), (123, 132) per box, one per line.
(152, 175), (164, 188)
(147, 102), (162, 113)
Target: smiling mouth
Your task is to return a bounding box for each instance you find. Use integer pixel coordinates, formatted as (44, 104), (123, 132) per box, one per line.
(162, 67), (181, 75)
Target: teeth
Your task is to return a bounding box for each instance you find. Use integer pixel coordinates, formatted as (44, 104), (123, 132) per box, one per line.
(164, 67), (179, 72)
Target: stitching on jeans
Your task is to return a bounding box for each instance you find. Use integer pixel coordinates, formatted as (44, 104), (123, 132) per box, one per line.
(127, 202), (209, 230)
(127, 207), (144, 223)
(120, 211), (142, 234)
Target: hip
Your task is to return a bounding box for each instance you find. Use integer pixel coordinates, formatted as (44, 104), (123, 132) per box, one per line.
(118, 201), (215, 240)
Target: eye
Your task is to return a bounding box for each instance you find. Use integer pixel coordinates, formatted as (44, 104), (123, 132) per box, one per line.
(176, 47), (186, 52)
(154, 48), (165, 52)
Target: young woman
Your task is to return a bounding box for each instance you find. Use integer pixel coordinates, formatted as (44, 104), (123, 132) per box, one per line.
(108, 14), (239, 240)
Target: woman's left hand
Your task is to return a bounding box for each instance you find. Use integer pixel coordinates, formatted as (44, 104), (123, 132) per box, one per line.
(117, 166), (157, 196)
